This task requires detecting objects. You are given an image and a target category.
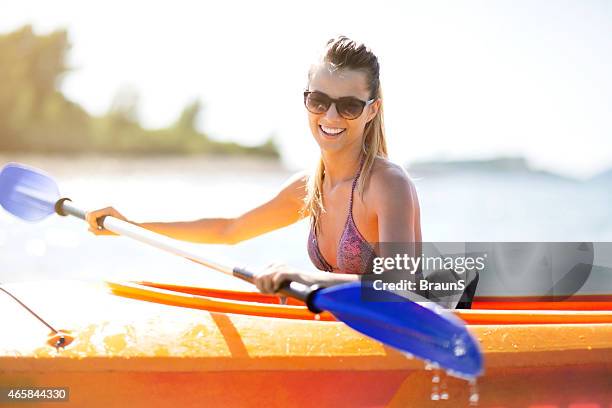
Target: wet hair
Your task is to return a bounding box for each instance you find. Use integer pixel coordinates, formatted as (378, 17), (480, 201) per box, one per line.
(304, 35), (388, 235)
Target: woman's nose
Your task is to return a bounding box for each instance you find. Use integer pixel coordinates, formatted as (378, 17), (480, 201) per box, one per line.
(323, 102), (341, 120)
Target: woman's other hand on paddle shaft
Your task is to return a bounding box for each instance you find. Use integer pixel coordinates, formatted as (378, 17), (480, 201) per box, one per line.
(254, 262), (359, 293)
(254, 262), (302, 294)
(86, 207), (129, 236)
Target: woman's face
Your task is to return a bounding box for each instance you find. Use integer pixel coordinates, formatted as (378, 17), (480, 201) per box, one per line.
(307, 62), (380, 154)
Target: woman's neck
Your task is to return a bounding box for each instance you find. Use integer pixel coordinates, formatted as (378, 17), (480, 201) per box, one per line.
(321, 146), (363, 188)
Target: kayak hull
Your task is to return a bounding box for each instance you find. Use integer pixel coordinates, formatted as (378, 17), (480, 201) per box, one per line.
(3, 362), (610, 408)
(1, 281), (611, 408)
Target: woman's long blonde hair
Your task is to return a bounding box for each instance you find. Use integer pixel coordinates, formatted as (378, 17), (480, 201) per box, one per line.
(304, 36), (388, 235)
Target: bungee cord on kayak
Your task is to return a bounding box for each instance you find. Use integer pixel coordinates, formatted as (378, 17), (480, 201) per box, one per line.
(0, 285), (73, 349)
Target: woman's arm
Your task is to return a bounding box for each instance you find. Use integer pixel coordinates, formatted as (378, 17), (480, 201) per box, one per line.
(369, 163), (421, 256)
(368, 163), (425, 298)
(86, 171), (309, 244)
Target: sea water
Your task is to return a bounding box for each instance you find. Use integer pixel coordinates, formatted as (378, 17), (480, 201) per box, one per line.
(1, 155), (611, 285)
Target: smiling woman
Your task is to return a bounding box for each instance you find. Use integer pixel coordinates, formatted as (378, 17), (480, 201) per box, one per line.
(85, 35), (423, 295)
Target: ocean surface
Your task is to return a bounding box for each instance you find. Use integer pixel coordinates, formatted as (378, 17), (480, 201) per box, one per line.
(1, 155), (611, 289)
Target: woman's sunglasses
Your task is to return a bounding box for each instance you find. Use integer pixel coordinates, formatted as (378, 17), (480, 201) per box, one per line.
(303, 91), (375, 120)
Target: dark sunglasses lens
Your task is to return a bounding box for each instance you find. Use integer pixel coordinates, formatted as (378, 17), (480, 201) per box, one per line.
(337, 99), (365, 119)
(305, 93), (330, 114)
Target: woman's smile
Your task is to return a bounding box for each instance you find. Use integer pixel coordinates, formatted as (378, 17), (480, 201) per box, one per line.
(319, 124), (347, 139)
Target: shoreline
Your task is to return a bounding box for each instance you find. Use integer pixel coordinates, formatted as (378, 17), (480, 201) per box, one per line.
(0, 153), (289, 176)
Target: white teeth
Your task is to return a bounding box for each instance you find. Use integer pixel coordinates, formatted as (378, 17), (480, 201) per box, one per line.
(320, 125), (346, 135)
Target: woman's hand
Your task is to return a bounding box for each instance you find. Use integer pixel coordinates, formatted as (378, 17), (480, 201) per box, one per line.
(254, 262), (302, 294)
(254, 262), (360, 294)
(86, 206), (129, 236)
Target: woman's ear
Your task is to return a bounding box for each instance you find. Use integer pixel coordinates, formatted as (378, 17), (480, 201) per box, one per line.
(365, 99), (381, 123)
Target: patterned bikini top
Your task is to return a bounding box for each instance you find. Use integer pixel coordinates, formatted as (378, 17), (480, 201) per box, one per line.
(307, 156), (376, 274)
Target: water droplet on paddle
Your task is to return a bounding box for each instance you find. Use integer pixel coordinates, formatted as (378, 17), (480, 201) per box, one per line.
(430, 367), (444, 400)
(440, 374), (449, 400)
(424, 361), (439, 371)
(453, 338), (467, 356)
(469, 379), (479, 406)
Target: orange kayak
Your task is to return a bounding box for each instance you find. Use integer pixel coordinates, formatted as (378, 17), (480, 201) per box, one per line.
(1, 280), (611, 408)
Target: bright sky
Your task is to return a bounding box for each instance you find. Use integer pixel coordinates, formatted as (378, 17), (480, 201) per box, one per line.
(2, 0), (611, 178)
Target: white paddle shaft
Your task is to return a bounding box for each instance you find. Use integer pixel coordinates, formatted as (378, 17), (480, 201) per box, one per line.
(57, 198), (316, 303)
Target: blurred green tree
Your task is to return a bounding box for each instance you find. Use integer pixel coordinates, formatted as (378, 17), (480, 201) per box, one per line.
(0, 25), (278, 158)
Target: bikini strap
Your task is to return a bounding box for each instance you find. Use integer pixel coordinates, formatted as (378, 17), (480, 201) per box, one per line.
(349, 155), (366, 216)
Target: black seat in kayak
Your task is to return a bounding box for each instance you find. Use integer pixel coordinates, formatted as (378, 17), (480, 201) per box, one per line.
(421, 269), (479, 310)
(455, 271), (479, 309)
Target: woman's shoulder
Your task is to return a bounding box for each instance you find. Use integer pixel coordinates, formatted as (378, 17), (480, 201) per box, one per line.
(369, 157), (415, 192)
(365, 157), (418, 208)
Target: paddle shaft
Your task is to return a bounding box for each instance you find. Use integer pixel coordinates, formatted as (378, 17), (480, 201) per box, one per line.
(55, 198), (316, 305)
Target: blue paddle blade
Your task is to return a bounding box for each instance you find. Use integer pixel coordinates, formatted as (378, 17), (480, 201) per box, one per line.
(311, 281), (483, 378)
(0, 163), (60, 222)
